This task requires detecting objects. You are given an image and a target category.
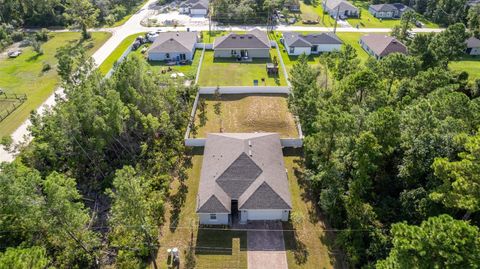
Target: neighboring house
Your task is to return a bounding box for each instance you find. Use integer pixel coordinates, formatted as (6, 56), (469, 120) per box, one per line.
(179, 0), (209, 15)
(282, 32), (343, 55)
(368, 3), (410, 19)
(359, 34), (407, 60)
(147, 31), (198, 61)
(466, 36), (480, 56)
(213, 29), (271, 59)
(322, 0), (359, 18)
(196, 133), (292, 225)
(284, 0), (300, 12)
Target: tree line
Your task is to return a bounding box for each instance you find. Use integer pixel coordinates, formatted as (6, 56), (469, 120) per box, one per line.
(0, 49), (196, 267)
(289, 22), (480, 268)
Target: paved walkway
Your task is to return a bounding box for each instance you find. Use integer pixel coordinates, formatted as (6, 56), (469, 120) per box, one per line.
(247, 221), (288, 269)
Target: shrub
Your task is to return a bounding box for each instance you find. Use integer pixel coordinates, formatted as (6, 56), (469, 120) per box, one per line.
(42, 63), (51, 72)
(11, 31), (24, 42)
(35, 28), (49, 42)
(31, 39), (43, 55)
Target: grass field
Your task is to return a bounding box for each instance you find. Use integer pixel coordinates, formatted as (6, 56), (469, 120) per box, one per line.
(336, 32), (371, 62)
(198, 50), (287, 86)
(294, 1), (336, 27)
(283, 156), (345, 269)
(155, 154), (248, 269)
(192, 94), (299, 138)
(98, 33), (145, 75)
(450, 56), (480, 81)
(0, 31), (111, 137)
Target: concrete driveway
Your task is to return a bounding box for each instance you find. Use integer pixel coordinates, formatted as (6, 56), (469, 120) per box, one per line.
(247, 221), (288, 269)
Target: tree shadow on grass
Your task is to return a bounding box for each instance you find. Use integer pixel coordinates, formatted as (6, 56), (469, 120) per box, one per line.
(195, 228), (247, 255)
(283, 221), (309, 265)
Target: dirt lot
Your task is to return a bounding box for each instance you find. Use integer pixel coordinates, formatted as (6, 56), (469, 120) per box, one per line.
(192, 94), (299, 138)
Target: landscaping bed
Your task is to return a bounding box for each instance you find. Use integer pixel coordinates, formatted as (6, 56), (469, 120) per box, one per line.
(191, 94), (299, 138)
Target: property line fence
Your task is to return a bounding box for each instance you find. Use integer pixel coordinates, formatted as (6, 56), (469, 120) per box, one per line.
(0, 93), (27, 123)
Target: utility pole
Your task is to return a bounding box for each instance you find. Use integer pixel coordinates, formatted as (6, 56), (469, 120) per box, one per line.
(333, 5), (340, 33)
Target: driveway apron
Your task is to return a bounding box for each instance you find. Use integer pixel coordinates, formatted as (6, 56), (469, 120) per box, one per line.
(247, 221), (288, 269)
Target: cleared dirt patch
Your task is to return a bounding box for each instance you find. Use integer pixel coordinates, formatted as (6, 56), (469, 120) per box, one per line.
(192, 94), (299, 138)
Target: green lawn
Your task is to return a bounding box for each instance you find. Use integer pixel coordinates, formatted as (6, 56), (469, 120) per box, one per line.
(348, 1), (438, 29)
(155, 155), (248, 269)
(109, 0), (149, 27)
(198, 50), (287, 86)
(98, 33), (145, 75)
(293, 1), (336, 27)
(192, 94), (299, 138)
(0, 32), (111, 137)
(336, 32), (371, 62)
(450, 55), (480, 81)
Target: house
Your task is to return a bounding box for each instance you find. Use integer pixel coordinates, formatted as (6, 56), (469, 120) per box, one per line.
(368, 3), (410, 19)
(213, 29), (271, 59)
(322, 0), (359, 18)
(196, 133), (292, 225)
(284, 0), (300, 12)
(282, 32), (343, 55)
(147, 31), (198, 62)
(359, 34), (407, 60)
(466, 36), (480, 56)
(179, 0), (209, 16)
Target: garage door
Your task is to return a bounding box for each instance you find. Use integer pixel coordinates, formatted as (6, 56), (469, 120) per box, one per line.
(191, 9), (207, 15)
(247, 210), (284, 221)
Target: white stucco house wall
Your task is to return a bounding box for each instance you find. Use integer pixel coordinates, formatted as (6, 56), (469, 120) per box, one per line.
(323, 0), (359, 18)
(196, 133), (292, 226)
(282, 32), (343, 55)
(466, 36), (480, 56)
(147, 31), (198, 62)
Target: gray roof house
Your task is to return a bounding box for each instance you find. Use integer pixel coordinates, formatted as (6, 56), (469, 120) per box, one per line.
(322, 0), (359, 18)
(213, 29), (271, 59)
(147, 31), (198, 62)
(466, 36), (480, 55)
(368, 3), (410, 18)
(359, 34), (407, 60)
(282, 32), (343, 55)
(196, 133), (292, 225)
(179, 0), (209, 15)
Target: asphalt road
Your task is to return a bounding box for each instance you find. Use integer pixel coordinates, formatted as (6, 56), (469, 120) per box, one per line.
(0, 1), (444, 163)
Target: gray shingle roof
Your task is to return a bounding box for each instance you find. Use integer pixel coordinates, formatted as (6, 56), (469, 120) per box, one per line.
(196, 133), (292, 213)
(324, 0), (358, 12)
(369, 3), (398, 12)
(148, 31), (198, 54)
(360, 34), (407, 57)
(283, 32), (343, 47)
(467, 36), (480, 48)
(213, 29), (270, 49)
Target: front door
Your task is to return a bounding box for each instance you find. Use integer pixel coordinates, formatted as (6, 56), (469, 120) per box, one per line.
(231, 200), (239, 223)
(240, 50), (248, 58)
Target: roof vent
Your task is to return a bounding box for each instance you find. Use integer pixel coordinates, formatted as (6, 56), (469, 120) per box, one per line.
(248, 140), (252, 147)
(249, 149), (252, 157)
(240, 36), (244, 39)
(232, 36), (236, 39)
(248, 36), (253, 39)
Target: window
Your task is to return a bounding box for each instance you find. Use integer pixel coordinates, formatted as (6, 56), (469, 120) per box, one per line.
(231, 50), (236, 55)
(210, 214), (217, 220)
(166, 53), (170, 58)
(289, 47), (295, 53)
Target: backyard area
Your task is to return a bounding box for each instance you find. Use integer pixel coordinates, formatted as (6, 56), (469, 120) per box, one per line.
(293, 1), (336, 27)
(450, 56), (480, 81)
(155, 154), (248, 269)
(0, 31), (111, 137)
(197, 50), (287, 86)
(192, 94), (299, 138)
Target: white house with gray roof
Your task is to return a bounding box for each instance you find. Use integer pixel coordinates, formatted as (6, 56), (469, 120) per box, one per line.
(368, 3), (410, 19)
(213, 29), (271, 59)
(147, 31), (198, 62)
(323, 0), (359, 18)
(282, 32), (343, 55)
(466, 36), (480, 55)
(179, 0), (209, 15)
(196, 133), (292, 225)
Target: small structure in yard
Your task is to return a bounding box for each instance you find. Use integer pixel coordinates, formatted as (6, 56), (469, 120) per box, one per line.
(282, 32), (343, 55)
(322, 0), (359, 19)
(196, 133), (292, 225)
(368, 3), (411, 19)
(466, 36), (480, 56)
(7, 50), (22, 58)
(147, 31), (198, 62)
(266, 63), (278, 75)
(179, 0), (209, 16)
(213, 29), (271, 59)
(359, 34), (407, 60)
